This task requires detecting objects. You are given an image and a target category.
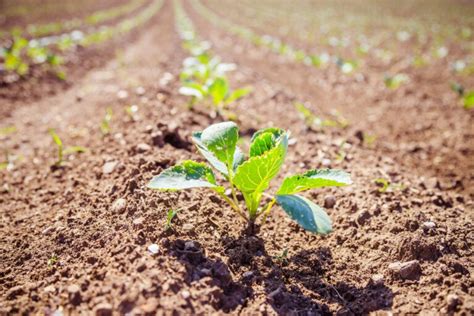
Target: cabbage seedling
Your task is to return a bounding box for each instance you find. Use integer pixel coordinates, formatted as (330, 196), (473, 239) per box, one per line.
(147, 122), (352, 234)
(49, 129), (87, 166)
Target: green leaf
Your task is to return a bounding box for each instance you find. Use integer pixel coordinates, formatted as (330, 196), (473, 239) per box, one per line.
(48, 129), (62, 147)
(199, 121), (239, 170)
(277, 169), (352, 195)
(179, 86), (204, 99)
(276, 194), (332, 234)
(208, 77), (229, 105)
(64, 146), (88, 154)
(225, 87), (252, 104)
(249, 128), (285, 157)
(463, 91), (474, 109)
(147, 160), (221, 191)
(234, 131), (288, 194)
(192, 132), (244, 176)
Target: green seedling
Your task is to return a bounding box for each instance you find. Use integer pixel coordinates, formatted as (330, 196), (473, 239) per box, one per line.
(49, 129), (87, 166)
(274, 248), (289, 263)
(384, 74), (409, 89)
(100, 107), (113, 134)
(363, 133), (377, 148)
(165, 208), (180, 230)
(125, 105), (139, 120)
(294, 102), (341, 129)
(462, 91), (474, 109)
(47, 253), (59, 267)
(374, 178), (403, 193)
(148, 121), (352, 234)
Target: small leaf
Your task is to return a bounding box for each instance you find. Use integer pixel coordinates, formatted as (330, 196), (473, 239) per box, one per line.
(276, 194), (332, 234)
(64, 146), (88, 154)
(208, 77), (229, 105)
(234, 131), (288, 194)
(199, 121), (239, 170)
(147, 160), (221, 191)
(225, 87), (252, 104)
(249, 128), (285, 157)
(463, 91), (474, 109)
(277, 169), (352, 195)
(48, 129), (62, 147)
(192, 132), (244, 176)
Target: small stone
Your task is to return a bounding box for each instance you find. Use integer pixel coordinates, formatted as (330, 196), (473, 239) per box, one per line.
(95, 302), (113, 316)
(181, 290), (191, 299)
(44, 285), (56, 293)
(324, 195), (336, 208)
(182, 223), (194, 232)
(356, 210), (371, 225)
(111, 198), (127, 213)
(136, 143), (151, 153)
(389, 260), (422, 280)
(135, 86), (145, 95)
(67, 284), (81, 305)
(42, 226), (55, 235)
(117, 90), (128, 99)
(322, 158), (331, 166)
(242, 271), (254, 279)
(422, 221), (436, 230)
(6, 285), (24, 300)
(133, 217), (145, 228)
(446, 294), (461, 309)
(102, 161), (118, 174)
(184, 241), (198, 251)
(148, 244), (159, 254)
(371, 274), (384, 286)
(137, 263), (147, 273)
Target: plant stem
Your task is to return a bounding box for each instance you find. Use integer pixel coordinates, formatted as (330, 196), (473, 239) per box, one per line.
(258, 197), (276, 224)
(215, 190), (248, 222)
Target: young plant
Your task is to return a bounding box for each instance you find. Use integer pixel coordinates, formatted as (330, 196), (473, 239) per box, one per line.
(147, 122), (352, 234)
(100, 107), (113, 135)
(374, 178), (404, 193)
(165, 208), (180, 230)
(49, 129), (87, 166)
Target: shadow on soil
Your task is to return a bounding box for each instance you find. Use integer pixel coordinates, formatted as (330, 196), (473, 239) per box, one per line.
(167, 228), (393, 314)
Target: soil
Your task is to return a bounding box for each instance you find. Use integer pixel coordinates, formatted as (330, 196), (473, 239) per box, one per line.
(1, 0), (473, 315)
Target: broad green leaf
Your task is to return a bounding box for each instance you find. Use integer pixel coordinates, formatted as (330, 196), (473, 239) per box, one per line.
(199, 121), (239, 170)
(249, 128), (285, 157)
(276, 194), (332, 234)
(234, 132), (288, 194)
(147, 160), (221, 191)
(192, 132), (244, 176)
(208, 77), (229, 105)
(277, 169), (352, 195)
(225, 87), (251, 104)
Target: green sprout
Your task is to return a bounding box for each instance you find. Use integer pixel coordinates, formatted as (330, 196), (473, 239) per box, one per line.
(147, 122), (352, 234)
(374, 178), (404, 193)
(274, 248), (289, 263)
(294, 103), (347, 130)
(165, 208), (180, 230)
(384, 74), (409, 89)
(47, 253), (59, 267)
(100, 107), (113, 135)
(49, 129), (87, 166)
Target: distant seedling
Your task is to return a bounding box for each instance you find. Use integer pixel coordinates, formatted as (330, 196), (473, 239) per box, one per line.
(295, 103), (348, 130)
(374, 178), (404, 193)
(450, 82), (474, 109)
(384, 74), (409, 89)
(100, 107), (113, 135)
(49, 129), (87, 166)
(148, 122), (352, 234)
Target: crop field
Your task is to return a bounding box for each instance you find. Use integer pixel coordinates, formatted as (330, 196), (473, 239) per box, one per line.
(0, 0), (473, 314)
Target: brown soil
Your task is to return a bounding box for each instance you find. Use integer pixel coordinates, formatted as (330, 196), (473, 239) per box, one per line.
(1, 1), (473, 315)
